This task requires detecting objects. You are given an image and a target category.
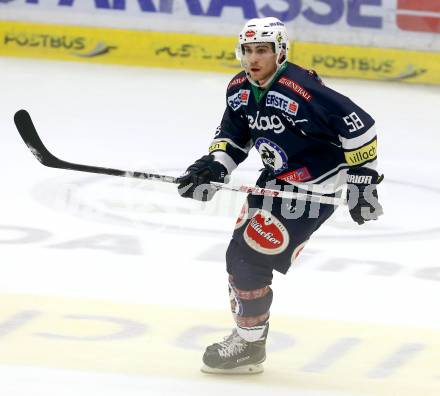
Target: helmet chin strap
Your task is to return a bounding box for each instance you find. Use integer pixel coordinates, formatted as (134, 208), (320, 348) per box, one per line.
(242, 51), (286, 89)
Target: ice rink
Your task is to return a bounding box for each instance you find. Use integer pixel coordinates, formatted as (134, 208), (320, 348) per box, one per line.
(1, 56), (440, 396)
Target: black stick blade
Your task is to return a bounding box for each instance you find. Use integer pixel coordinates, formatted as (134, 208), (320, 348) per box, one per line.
(13, 109), (178, 184)
(14, 109), (61, 168)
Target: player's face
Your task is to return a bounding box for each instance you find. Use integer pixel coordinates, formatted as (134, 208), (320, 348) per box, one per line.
(242, 43), (277, 86)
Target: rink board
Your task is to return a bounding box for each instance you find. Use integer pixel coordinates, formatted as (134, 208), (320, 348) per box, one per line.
(0, 21), (439, 85)
(1, 0), (439, 52)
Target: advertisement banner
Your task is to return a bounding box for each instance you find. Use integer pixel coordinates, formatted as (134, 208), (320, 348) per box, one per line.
(1, 21), (439, 84)
(0, 21), (239, 71)
(293, 42), (439, 83)
(0, 0), (439, 51)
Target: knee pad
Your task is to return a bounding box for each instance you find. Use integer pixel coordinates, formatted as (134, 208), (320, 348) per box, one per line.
(228, 275), (273, 342)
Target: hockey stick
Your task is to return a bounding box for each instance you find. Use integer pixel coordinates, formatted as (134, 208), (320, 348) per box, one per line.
(14, 109), (346, 206)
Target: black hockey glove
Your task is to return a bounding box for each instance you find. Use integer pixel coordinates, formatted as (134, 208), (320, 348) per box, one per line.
(177, 155), (228, 201)
(347, 168), (384, 225)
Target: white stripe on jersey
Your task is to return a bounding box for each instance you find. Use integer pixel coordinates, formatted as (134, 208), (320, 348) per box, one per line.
(338, 124), (377, 150)
(212, 151), (238, 175)
(303, 160), (378, 193)
(309, 159), (377, 191)
(360, 159), (378, 171)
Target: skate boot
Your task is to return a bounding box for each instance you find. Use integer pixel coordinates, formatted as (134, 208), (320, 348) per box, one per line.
(201, 325), (268, 374)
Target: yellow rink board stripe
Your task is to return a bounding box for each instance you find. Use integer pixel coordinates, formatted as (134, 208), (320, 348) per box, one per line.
(0, 21), (439, 85)
(0, 294), (439, 395)
(0, 21), (239, 73)
(292, 42), (440, 85)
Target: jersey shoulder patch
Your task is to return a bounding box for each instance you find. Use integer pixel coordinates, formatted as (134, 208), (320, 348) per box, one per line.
(227, 71), (247, 92)
(275, 63), (326, 103)
(276, 75), (313, 102)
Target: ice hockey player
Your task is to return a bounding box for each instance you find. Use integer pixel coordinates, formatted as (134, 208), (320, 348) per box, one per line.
(177, 17), (383, 374)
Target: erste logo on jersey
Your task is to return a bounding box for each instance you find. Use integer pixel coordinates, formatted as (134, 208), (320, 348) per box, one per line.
(255, 138), (288, 175)
(228, 89), (250, 111)
(266, 91), (299, 116)
(244, 210), (289, 255)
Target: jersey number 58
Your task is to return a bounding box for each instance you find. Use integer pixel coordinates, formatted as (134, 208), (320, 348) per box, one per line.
(343, 112), (365, 133)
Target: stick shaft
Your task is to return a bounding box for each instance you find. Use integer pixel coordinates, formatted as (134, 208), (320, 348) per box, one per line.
(14, 109), (345, 206)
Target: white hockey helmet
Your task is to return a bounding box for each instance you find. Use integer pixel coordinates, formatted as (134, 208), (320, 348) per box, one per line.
(236, 17), (289, 66)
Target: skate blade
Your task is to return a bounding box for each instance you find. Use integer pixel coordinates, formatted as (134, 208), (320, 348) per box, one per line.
(201, 363), (264, 375)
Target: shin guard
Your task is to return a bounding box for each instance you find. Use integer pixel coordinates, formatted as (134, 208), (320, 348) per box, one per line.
(228, 275), (273, 342)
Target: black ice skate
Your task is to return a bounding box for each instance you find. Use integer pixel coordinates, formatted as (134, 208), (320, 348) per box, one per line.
(201, 326), (268, 374)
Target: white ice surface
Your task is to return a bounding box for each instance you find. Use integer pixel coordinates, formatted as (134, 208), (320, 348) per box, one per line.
(0, 57), (439, 396)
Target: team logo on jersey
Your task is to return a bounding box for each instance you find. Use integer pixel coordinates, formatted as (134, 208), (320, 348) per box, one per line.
(266, 91), (299, 116)
(228, 89), (250, 111)
(255, 138), (288, 174)
(244, 210), (289, 255)
(247, 111), (285, 134)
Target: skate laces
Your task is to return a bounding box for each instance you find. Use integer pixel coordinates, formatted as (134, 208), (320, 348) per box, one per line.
(217, 330), (247, 358)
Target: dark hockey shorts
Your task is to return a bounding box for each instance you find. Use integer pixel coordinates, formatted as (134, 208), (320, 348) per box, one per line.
(226, 176), (336, 289)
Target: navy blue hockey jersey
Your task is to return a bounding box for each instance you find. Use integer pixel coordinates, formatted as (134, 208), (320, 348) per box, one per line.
(209, 62), (378, 193)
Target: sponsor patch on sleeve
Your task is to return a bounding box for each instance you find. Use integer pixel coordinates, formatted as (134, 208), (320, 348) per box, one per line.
(227, 76), (247, 90)
(344, 139), (377, 166)
(277, 77), (312, 102)
(209, 141), (228, 153)
(227, 89), (250, 111)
